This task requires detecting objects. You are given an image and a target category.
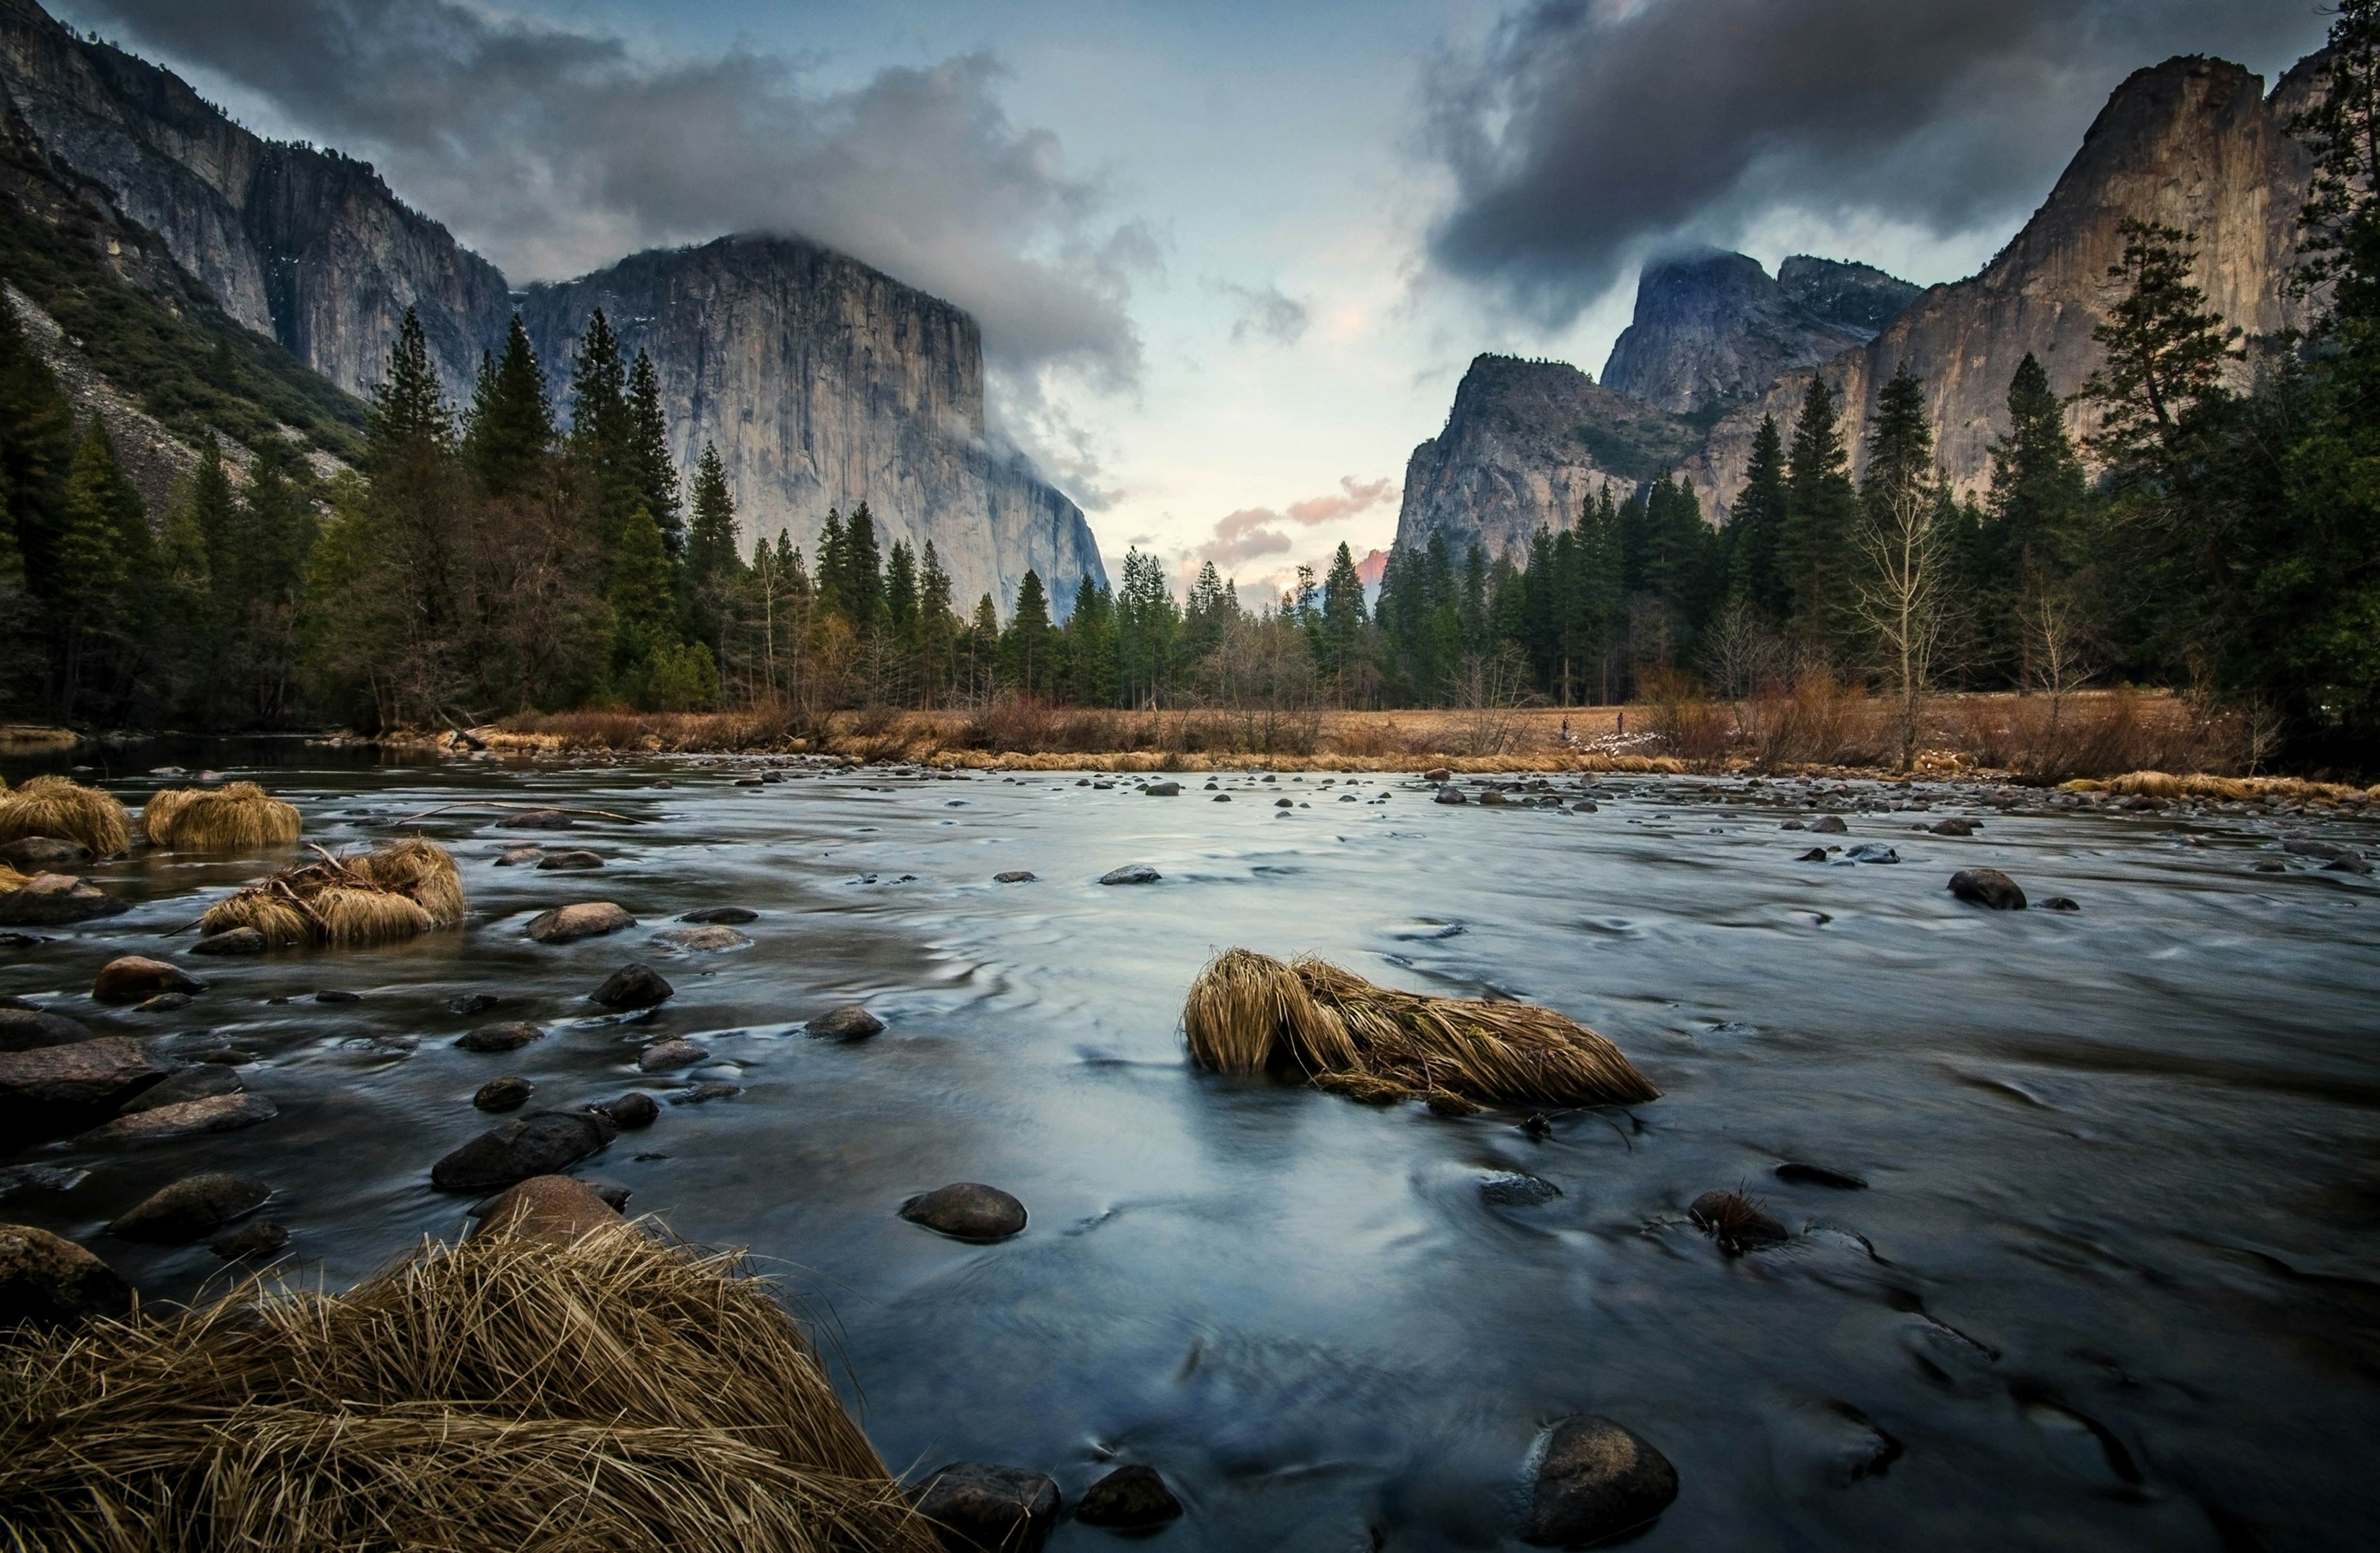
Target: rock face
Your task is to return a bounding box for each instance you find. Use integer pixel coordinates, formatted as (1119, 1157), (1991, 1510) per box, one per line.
(0, 0), (1108, 614)
(1600, 250), (1916, 415)
(518, 235), (1106, 618)
(1689, 55), (2322, 511)
(1391, 354), (1698, 564)
(0, 0), (509, 399)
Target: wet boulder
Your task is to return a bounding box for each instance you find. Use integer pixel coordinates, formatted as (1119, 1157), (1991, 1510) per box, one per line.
(913, 1462), (1061, 1552)
(0, 1223), (131, 1329)
(510, 809), (577, 830)
(1808, 815), (1849, 834)
(93, 956), (204, 1005)
(2282, 837), (2358, 863)
(590, 964), (673, 1009)
(108, 1171), (270, 1243)
(189, 926), (267, 956)
(470, 1174), (626, 1245)
(1948, 868), (2026, 910)
(900, 1182), (1027, 1242)
(1434, 786), (1468, 806)
(597, 1091), (660, 1129)
(448, 992), (501, 1016)
(1929, 818), (1978, 836)
(636, 1039), (708, 1072)
(992, 871), (1035, 884)
(808, 1005), (885, 1042)
(0, 1006), (94, 1052)
(1074, 1464), (1182, 1530)
(651, 925), (752, 952)
(1143, 780), (1181, 797)
(1480, 1172), (1563, 1207)
(535, 849), (607, 870)
(1689, 1189), (1790, 1254)
(211, 1220), (290, 1259)
(1099, 864), (1161, 885)
(525, 902), (635, 944)
(0, 1036), (167, 1115)
(1796, 847), (1830, 862)
(0, 874), (129, 925)
(1423, 768), (1452, 782)
(474, 1076), (534, 1112)
(2043, 895), (2081, 912)
(680, 905), (758, 924)
(430, 1109), (618, 1193)
(1843, 842), (1900, 864)
(1523, 1414), (1679, 1547)
(119, 1064), (243, 1113)
(0, 836), (86, 870)
(84, 1091), (277, 1145)
(458, 1022), (545, 1054)
(494, 844), (543, 866)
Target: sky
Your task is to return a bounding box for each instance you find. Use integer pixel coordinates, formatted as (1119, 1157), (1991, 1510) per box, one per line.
(57, 0), (2331, 606)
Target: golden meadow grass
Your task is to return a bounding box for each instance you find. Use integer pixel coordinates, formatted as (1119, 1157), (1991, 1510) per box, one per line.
(201, 838), (464, 948)
(0, 1223), (940, 1553)
(1183, 948), (1660, 1110)
(140, 782), (303, 851)
(0, 775), (130, 857)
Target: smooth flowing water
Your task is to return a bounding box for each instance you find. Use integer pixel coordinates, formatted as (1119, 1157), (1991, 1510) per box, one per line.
(4, 746), (2377, 1550)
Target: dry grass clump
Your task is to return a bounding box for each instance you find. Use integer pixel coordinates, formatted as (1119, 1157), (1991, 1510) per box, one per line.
(140, 782), (303, 852)
(0, 1223), (938, 1553)
(200, 838), (465, 948)
(0, 861), (28, 893)
(1183, 948), (1660, 1110)
(0, 775), (130, 857)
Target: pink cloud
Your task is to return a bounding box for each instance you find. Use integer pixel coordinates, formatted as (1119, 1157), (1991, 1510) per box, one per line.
(1193, 475), (1398, 573)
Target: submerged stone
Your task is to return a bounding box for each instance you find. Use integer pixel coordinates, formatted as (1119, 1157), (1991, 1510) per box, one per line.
(913, 1462), (1061, 1551)
(1074, 1464), (1182, 1529)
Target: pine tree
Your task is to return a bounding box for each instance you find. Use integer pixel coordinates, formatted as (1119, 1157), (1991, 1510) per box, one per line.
(625, 350), (682, 557)
(2077, 222), (2232, 479)
(371, 308), (454, 463)
(608, 502), (679, 680)
(682, 442), (742, 650)
(463, 316), (554, 501)
(569, 309), (636, 552)
(1730, 415), (1791, 617)
(843, 502), (886, 632)
(52, 423), (141, 715)
(886, 540), (920, 647)
(1983, 353), (2087, 684)
(1001, 568), (1054, 694)
(1066, 575), (1119, 705)
(1784, 374), (1857, 657)
(918, 540), (955, 702)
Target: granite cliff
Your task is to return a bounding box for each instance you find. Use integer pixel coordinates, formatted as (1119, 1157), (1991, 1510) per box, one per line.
(0, 0), (1103, 613)
(1599, 250), (1917, 415)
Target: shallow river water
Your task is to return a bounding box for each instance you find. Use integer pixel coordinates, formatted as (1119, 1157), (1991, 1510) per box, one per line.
(4, 745), (2379, 1550)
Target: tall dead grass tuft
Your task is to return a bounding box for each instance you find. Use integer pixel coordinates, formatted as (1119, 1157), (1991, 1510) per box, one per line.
(140, 782), (303, 852)
(201, 838), (465, 948)
(1182, 948), (1659, 1108)
(0, 775), (131, 857)
(0, 1224), (938, 1552)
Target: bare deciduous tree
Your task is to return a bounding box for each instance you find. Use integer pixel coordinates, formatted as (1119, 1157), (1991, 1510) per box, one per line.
(1855, 479), (1954, 772)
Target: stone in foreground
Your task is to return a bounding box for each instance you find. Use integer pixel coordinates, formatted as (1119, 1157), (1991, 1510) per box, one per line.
(431, 1109), (618, 1193)
(211, 1220), (291, 1259)
(679, 905), (758, 924)
(913, 1461), (1061, 1552)
(108, 1171), (271, 1243)
(525, 902), (635, 943)
(1524, 1414), (1680, 1546)
(808, 1005), (884, 1042)
(0, 1006), (94, 1052)
(0, 874), (127, 925)
(591, 963), (673, 1009)
(84, 1091), (277, 1145)
(1073, 1464), (1183, 1529)
(189, 927), (267, 956)
(470, 1174), (626, 1245)
(0, 1036), (168, 1112)
(1948, 868), (2026, 910)
(900, 1182), (1026, 1242)
(0, 1223), (131, 1329)
(1098, 863), (1160, 885)
(458, 1021), (545, 1053)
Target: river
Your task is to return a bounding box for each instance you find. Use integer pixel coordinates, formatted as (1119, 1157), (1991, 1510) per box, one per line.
(4, 743), (2377, 1549)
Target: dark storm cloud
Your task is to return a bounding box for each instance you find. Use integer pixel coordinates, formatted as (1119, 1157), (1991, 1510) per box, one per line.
(64, 0), (1154, 389)
(1423, 0), (2331, 325)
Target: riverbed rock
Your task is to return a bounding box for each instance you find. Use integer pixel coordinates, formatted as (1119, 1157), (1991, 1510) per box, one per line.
(671, 1081), (741, 1105)
(0, 1223), (131, 1329)
(108, 1171), (270, 1243)
(211, 1220), (291, 1259)
(0, 1037), (167, 1114)
(900, 1182), (1026, 1242)
(1948, 868), (2026, 909)
(510, 809), (577, 830)
(1524, 1414), (1680, 1547)
(494, 844), (544, 866)
(913, 1461), (1061, 1552)
(1480, 1172), (1563, 1207)
(591, 964), (674, 1009)
(651, 925), (752, 952)
(189, 926), (267, 957)
(458, 1022), (545, 1054)
(1843, 842), (1900, 864)
(93, 956), (203, 1006)
(0, 874), (129, 925)
(1423, 768), (1452, 782)
(1098, 864), (1160, 885)
(993, 871), (1035, 883)
(2283, 837), (2358, 863)
(448, 992), (501, 1016)
(1074, 1464), (1182, 1530)
(472, 1174), (626, 1245)
(637, 1039), (708, 1071)
(474, 1076), (534, 1111)
(535, 850), (607, 870)
(1796, 847), (1830, 862)
(1808, 815), (1848, 834)
(1775, 1161), (1868, 1190)
(0, 836), (86, 870)
(1689, 1189), (1791, 1254)
(430, 1109), (618, 1193)
(808, 1005), (884, 1042)
(134, 992), (194, 1013)
(680, 906), (759, 924)
(1143, 780), (1181, 797)
(1434, 786), (1468, 805)
(84, 1091), (277, 1145)
(2324, 855), (2374, 874)
(119, 1064), (243, 1113)
(598, 1092), (660, 1128)
(2043, 896), (2081, 911)
(526, 902), (636, 944)
(0, 1007), (93, 1051)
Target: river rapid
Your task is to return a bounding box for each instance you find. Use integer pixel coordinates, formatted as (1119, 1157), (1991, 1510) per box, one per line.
(3, 744), (2377, 1550)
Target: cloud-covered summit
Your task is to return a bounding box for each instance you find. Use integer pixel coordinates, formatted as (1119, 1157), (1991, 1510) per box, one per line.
(1421, 0), (2328, 327)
